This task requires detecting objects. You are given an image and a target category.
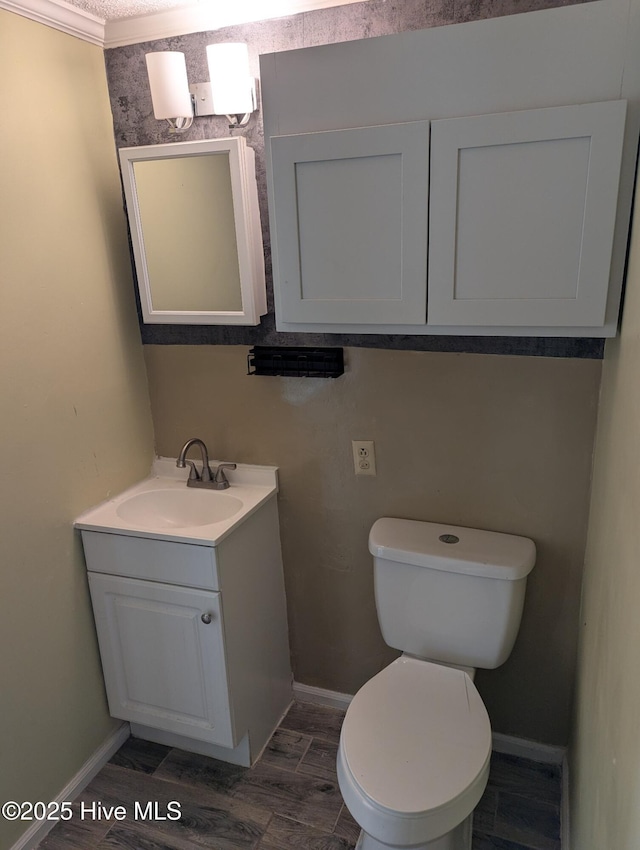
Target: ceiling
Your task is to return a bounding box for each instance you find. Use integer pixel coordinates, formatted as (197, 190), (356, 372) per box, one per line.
(58, 0), (361, 23)
(3, 0), (365, 49)
(64, 0), (208, 22)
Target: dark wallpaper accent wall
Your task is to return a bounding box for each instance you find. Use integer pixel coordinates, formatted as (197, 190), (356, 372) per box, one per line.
(104, 0), (602, 358)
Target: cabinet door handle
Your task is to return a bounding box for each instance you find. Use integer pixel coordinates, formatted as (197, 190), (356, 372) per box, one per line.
(201, 613), (213, 624)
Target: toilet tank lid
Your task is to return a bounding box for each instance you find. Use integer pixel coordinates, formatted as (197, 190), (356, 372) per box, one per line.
(369, 518), (536, 580)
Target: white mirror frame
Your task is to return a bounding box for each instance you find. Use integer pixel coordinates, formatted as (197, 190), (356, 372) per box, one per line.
(119, 137), (266, 325)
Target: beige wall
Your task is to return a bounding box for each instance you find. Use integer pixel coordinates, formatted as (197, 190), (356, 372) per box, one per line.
(570, 169), (640, 848)
(145, 344), (601, 745)
(0, 11), (155, 848)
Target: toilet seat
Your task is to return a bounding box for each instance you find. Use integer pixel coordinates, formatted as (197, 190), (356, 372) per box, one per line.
(338, 656), (492, 847)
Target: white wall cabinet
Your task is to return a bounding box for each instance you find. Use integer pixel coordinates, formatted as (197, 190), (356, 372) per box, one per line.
(120, 137), (266, 326)
(428, 100), (627, 328)
(267, 101), (627, 336)
(271, 122), (429, 325)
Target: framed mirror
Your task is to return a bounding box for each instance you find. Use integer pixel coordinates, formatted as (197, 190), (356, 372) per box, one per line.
(119, 137), (266, 325)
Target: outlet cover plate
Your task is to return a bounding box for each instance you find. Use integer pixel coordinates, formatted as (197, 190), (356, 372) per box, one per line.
(352, 440), (376, 476)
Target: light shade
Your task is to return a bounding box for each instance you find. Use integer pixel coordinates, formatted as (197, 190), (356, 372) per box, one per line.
(206, 43), (255, 117)
(145, 52), (193, 120)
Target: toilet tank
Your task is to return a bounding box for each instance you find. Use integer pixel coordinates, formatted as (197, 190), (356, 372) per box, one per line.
(370, 518), (536, 669)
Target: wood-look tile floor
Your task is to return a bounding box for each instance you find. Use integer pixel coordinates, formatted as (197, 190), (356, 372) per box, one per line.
(37, 702), (562, 850)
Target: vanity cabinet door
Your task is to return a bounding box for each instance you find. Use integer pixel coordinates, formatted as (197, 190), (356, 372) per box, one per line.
(428, 100), (627, 327)
(88, 573), (234, 747)
(270, 121), (430, 326)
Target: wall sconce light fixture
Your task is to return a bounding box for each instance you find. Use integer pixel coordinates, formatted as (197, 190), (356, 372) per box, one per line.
(206, 44), (256, 125)
(145, 52), (194, 132)
(145, 43), (258, 133)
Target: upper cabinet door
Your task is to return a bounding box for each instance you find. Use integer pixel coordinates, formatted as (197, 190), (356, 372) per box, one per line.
(428, 101), (627, 327)
(270, 122), (430, 326)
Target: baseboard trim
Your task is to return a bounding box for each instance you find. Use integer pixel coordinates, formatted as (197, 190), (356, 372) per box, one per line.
(561, 754), (570, 849)
(492, 732), (567, 765)
(10, 723), (130, 850)
(293, 681), (353, 711)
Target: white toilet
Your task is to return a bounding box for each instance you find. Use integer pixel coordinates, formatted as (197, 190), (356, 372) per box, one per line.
(337, 517), (536, 850)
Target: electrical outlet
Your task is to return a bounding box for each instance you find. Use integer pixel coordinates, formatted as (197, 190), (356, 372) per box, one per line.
(352, 440), (376, 476)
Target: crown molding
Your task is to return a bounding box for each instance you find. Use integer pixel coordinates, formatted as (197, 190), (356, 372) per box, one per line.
(3, 0), (367, 49)
(0, 0), (105, 45)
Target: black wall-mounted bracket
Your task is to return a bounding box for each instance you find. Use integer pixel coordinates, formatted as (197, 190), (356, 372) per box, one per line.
(247, 346), (344, 378)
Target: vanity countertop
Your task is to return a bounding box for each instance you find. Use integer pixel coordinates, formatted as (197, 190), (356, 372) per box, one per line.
(74, 457), (279, 547)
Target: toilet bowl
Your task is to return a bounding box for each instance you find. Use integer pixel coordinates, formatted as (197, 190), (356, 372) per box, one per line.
(336, 518), (536, 850)
(338, 656), (491, 850)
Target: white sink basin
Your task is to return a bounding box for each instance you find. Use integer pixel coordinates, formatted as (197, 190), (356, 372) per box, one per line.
(74, 458), (279, 546)
(115, 488), (244, 529)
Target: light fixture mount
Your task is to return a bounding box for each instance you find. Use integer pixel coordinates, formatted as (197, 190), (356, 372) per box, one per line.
(189, 79), (258, 128)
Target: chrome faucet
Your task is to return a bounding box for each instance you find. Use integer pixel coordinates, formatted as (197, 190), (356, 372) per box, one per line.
(176, 438), (236, 490)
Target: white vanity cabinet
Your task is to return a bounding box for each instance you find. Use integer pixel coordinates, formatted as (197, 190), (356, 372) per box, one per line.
(87, 572), (234, 748)
(268, 101), (627, 335)
(79, 489), (292, 767)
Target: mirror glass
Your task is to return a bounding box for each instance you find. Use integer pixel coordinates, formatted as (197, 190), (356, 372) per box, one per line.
(119, 138), (266, 325)
(133, 154), (242, 312)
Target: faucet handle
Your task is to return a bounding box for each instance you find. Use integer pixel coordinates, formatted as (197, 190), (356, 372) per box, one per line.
(213, 463), (237, 488)
(184, 461), (200, 481)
